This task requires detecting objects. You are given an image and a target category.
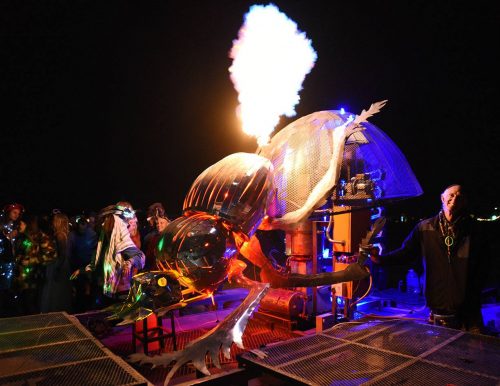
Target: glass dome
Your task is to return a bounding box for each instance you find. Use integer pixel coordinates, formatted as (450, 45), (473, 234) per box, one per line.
(332, 111), (423, 204)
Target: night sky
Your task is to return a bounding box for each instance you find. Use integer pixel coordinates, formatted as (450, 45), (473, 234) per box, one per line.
(2, 1), (499, 218)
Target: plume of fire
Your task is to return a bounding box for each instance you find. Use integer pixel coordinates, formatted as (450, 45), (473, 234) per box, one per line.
(229, 4), (317, 146)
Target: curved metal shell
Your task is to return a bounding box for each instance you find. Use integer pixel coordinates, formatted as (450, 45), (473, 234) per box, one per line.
(183, 152), (274, 236)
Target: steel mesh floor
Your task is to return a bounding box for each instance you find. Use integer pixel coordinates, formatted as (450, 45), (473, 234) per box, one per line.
(356, 320), (459, 357)
(249, 334), (344, 367)
(279, 342), (409, 386)
(369, 360), (498, 386)
(322, 320), (393, 341)
(0, 312), (149, 386)
(0, 340), (106, 377)
(0, 358), (144, 386)
(239, 319), (500, 386)
(98, 316), (301, 384)
(0, 324), (89, 352)
(422, 333), (500, 378)
(0, 313), (71, 333)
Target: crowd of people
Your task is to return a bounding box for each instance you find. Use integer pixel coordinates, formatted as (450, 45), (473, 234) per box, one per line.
(0, 185), (495, 335)
(0, 201), (170, 317)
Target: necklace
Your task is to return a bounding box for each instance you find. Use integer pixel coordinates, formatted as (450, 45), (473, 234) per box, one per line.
(438, 211), (456, 262)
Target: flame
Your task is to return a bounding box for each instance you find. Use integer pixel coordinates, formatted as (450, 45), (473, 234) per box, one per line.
(229, 4), (317, 146)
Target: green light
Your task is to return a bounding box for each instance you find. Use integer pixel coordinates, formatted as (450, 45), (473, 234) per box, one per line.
(22, 239), (33, 249)
(158, 237), (164, 252)
(134, 285), (143, 302)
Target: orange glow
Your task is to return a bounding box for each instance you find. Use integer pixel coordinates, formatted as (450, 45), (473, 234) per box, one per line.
(229, 4), (317, 146)
(227, 258), (247, 282)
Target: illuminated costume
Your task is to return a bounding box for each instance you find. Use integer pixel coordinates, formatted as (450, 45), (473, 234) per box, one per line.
(377, 211), (488, 330)
(0, 203), (24, 296)
(16, 230), (57, 286)
(86, 206), (145, 298)
(0, 203), (24, 242)
(0, 232), (14, 291)
(16, 229), (57, 314)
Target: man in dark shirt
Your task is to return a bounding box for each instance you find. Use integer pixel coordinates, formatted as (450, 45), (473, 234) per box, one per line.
(370, 185), (489, 332)
(69, 216), (97, 312)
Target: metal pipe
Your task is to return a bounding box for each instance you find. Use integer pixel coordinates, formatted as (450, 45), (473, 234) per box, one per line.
(324, 214), (345, 245)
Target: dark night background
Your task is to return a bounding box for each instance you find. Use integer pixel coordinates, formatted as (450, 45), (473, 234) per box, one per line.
(1, 1), (499, 219)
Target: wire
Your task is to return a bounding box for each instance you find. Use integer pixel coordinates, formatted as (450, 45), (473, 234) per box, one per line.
(349, 271), (373, 310)
(347, 269), (428, 322)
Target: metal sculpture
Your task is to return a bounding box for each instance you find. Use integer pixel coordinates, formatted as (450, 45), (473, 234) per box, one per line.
(108, 102), (422, 385)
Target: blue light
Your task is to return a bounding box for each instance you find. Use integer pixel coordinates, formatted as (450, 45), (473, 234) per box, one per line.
(373, 242), (383, 255)
(340, 107), (345, 115)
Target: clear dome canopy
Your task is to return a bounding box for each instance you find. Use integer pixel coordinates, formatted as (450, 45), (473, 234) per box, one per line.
(333, 112), (423, 204)
(260, 109), (423, 223)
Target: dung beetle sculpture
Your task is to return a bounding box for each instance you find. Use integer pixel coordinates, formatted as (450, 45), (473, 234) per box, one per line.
(109, 101), (422, 385)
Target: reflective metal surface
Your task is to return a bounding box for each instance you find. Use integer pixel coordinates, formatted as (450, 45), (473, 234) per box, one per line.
(239, 319), (500, 386)
(0, 312), (148, 386)
(156, 214), (234, 293)
(105, 271), (184, 325)
(183, 152), (274, 236)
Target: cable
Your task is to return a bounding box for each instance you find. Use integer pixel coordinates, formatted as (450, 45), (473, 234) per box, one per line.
(349, 271), (373, 310)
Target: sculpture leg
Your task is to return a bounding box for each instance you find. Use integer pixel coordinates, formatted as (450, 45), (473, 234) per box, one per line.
(238, 235), (370, 288)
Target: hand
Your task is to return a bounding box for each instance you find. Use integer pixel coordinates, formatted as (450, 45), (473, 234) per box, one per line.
(368, 247), (381, 264)
(122, 260), (132, 278)
(70, 269), (80, 280)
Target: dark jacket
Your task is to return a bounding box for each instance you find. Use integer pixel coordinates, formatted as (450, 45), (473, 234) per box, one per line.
(379, 213), (489, 328)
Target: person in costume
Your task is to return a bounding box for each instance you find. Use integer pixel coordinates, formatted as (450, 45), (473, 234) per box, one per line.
(72, 204), (145, 306)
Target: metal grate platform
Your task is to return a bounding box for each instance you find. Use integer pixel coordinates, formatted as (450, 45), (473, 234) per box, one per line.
(238, 319), (500, 386)
(0, 312), (151, 385)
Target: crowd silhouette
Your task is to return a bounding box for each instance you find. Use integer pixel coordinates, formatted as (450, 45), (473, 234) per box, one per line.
(0, 201), (169, 317)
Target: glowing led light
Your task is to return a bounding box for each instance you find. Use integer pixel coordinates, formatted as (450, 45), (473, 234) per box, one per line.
(340, 107), (345, 115)
(373, 242), (383, 255)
